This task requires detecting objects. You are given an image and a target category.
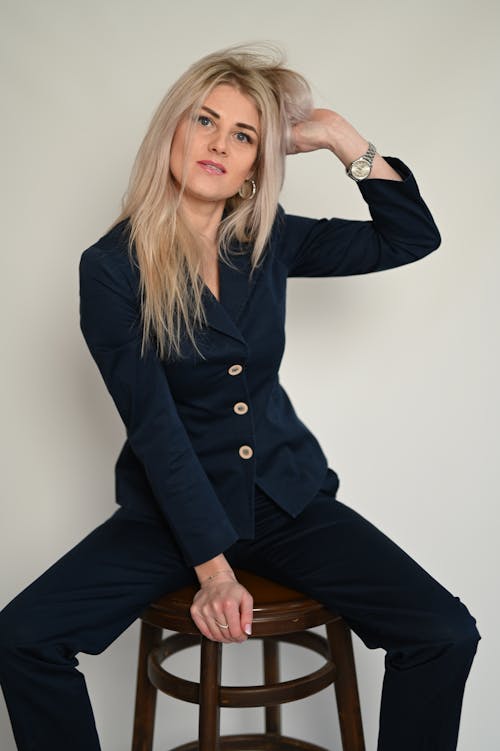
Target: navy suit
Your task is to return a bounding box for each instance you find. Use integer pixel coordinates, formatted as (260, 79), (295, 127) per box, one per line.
(0, 157), (480, 751)
(79, 156), (440, 567)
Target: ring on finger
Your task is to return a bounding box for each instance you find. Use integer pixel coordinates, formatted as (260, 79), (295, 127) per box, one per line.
(214, 618), (229, 629)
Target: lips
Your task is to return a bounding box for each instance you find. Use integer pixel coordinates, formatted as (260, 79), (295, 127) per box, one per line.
(197, 160), (226, 175)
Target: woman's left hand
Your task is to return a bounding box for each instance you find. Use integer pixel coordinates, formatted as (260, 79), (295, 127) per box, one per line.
(288, 108), (403, 181)
(288, 108), (368, 159)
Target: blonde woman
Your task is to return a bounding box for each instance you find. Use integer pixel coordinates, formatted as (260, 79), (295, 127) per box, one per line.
(0, 43), (479, 751)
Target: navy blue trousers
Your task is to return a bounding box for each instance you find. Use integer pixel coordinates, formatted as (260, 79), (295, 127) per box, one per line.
(0, 480), (480, 751)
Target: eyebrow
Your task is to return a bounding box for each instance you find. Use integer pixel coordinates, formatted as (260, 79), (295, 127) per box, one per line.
(200, 105), (259, 136)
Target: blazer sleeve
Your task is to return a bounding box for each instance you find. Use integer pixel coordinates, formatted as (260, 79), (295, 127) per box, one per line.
(79, 243), (239, 568)
(280, 156), (441, 277)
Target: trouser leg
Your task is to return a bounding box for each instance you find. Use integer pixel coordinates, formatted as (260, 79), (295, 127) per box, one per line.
(0, 506), (196, 751)
(227, 485), (481, 751)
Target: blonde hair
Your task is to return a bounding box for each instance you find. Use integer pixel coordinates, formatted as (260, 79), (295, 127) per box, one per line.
(109, 42), (313, 360)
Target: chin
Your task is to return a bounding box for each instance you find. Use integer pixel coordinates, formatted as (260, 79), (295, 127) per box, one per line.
(184, 182), (234, 204)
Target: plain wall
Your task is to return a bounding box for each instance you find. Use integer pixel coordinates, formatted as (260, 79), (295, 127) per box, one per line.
(1, 1), (498, 749)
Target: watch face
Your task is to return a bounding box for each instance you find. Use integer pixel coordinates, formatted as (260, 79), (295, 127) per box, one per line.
(351, 158), (371, 180)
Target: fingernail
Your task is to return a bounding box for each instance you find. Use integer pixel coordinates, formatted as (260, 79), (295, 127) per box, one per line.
(244, 624), (252, 635)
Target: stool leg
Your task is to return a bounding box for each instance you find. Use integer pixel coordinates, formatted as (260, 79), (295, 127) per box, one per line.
(326, 619), (365, 751)
(263, 637), (281, 734)
(132, 621), (164, 751)
(198, 637), (222, 751)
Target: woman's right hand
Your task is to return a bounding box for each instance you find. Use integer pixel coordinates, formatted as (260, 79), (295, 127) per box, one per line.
(190, 570), (254, 643)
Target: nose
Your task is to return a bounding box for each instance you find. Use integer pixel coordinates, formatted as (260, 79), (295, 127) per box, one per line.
(208, 131), (228, 155)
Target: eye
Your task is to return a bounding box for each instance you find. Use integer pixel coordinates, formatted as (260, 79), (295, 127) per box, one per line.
(197, 114), (213, 127)
(235, 131), (253, 144)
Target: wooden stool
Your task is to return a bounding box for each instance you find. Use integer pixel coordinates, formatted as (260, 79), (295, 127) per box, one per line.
(132, 569), (365, 751)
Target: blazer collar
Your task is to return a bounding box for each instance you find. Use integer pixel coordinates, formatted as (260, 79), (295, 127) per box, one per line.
(113, 217), (266, 346)
(202, 238), (262, 344)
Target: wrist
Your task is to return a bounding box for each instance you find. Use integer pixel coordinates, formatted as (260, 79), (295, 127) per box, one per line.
(330, 135), (370, 168)
(199, 569), (237, 588)
(324, 120), (369, 167)
(194, 553), (234, 584)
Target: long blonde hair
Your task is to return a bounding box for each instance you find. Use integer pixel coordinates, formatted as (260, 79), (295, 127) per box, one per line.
(109, 42), (313, 360)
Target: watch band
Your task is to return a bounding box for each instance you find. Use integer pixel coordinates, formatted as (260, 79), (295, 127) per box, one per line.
(346, 142), (377, 182)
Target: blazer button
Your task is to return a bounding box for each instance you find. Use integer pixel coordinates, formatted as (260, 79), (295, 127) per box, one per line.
(239, 445), (253, 459)
(233, 402), (249, 415)
(228, 364), (243, 376)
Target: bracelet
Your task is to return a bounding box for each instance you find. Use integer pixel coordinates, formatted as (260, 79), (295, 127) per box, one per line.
(200, 569), (235, 586)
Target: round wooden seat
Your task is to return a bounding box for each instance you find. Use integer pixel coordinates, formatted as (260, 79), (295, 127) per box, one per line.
(132, 568), (365, 751)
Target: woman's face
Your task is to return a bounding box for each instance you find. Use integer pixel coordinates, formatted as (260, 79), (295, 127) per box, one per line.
(170, 83), (260, 208)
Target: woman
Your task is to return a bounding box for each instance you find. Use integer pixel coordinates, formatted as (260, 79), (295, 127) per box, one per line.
(0, 43), (480, 751)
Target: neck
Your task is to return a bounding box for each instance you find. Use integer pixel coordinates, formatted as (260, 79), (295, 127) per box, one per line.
(179, 194), (226, 247)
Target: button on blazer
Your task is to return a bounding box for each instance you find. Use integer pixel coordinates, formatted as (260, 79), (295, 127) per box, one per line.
(79, 156), (441, 567)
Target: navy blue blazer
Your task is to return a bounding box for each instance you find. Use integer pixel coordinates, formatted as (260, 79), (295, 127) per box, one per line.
(79, 156), (440, 567)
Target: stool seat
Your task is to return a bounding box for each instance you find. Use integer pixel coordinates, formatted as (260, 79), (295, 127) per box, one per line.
(143, 569), (340, 636)
(132, 568), (365, 751)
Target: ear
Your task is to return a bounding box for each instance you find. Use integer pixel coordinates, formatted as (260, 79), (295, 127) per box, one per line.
(245, 170), (255, 181)
(246, 157), (258, 181)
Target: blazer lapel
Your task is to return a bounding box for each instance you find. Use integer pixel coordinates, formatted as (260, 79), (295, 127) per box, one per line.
(203, 240), (262, 344)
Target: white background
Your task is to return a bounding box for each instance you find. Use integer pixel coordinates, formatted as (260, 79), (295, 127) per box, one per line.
(1, 1), (498, 748)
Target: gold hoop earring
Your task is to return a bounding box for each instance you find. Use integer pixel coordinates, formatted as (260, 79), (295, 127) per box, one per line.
(238, 178), (256, 199)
